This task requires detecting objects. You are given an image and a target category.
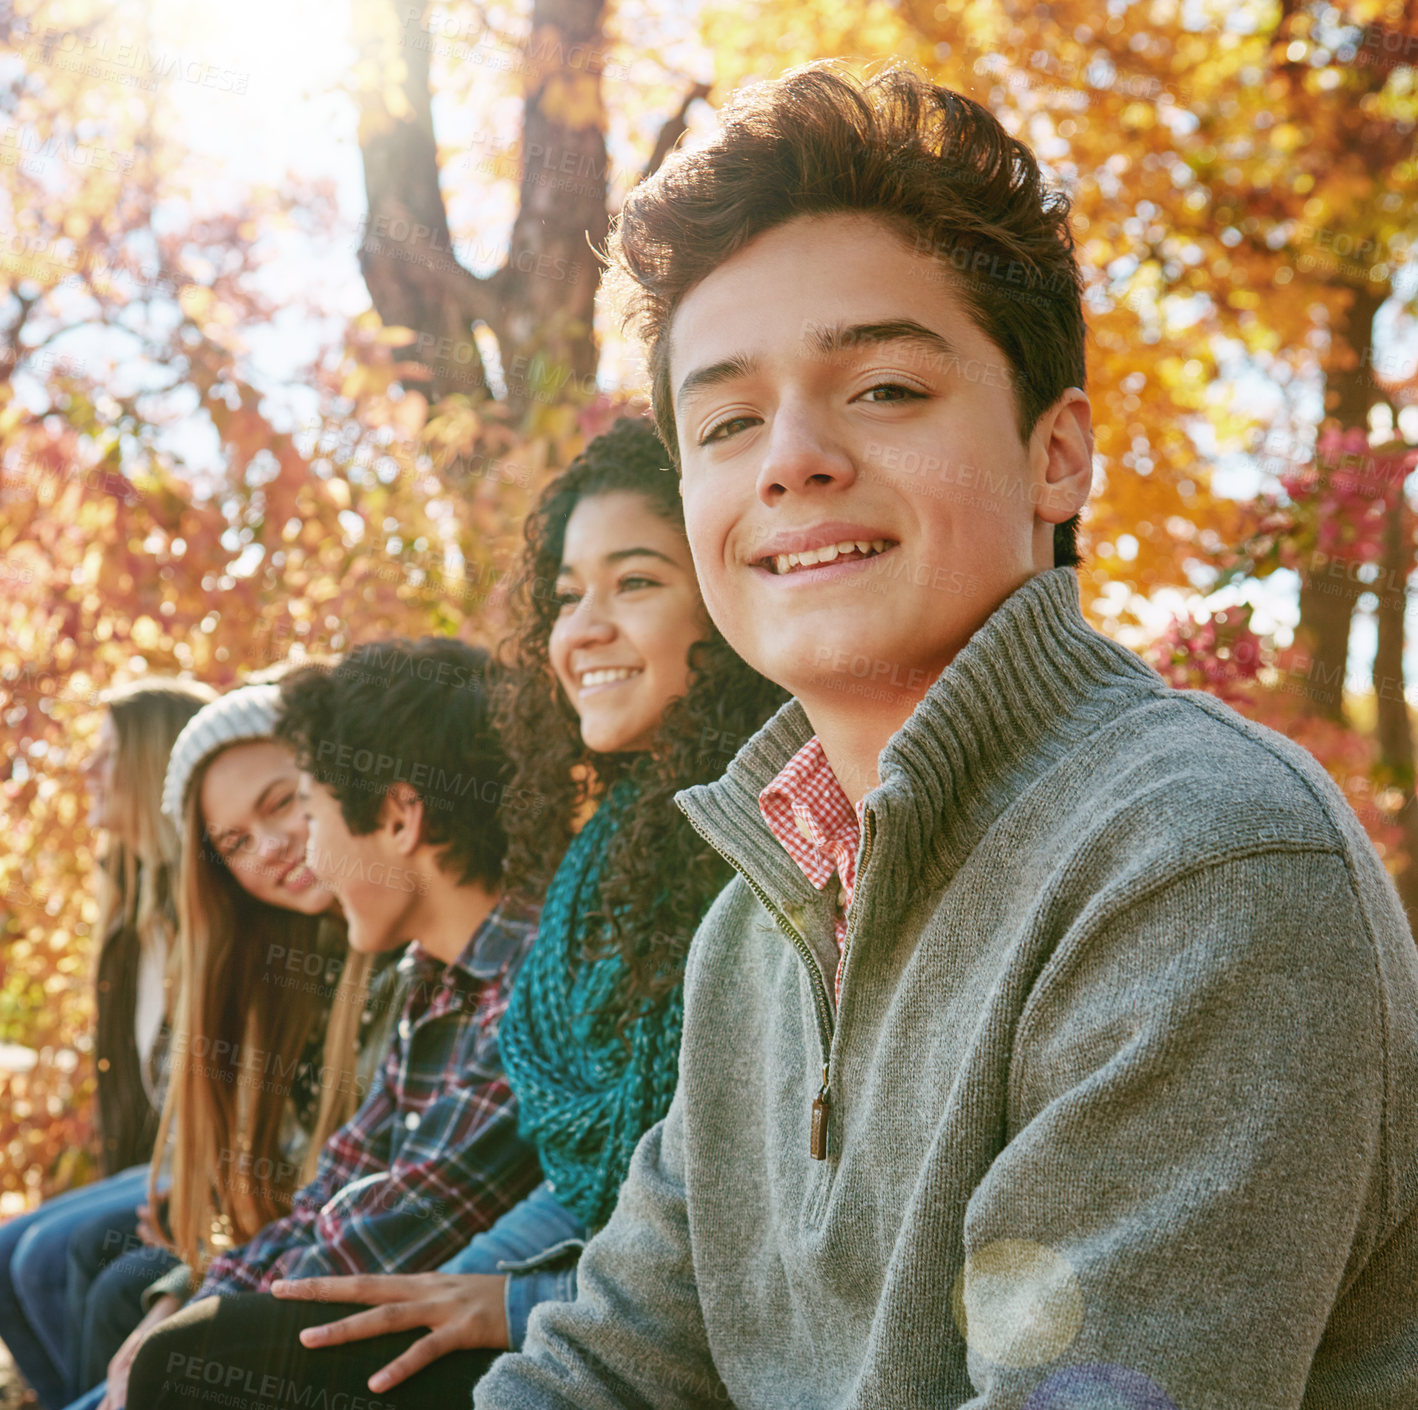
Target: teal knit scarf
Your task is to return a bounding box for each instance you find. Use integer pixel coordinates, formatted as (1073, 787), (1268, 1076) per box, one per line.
(499, 778), (685, 1230)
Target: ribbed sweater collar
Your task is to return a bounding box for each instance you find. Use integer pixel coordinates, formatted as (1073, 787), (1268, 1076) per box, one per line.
(676, 567), (1168, 905)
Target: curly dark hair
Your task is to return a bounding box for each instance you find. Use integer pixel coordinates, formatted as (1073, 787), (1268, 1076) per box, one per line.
(606, 60), (1086, 568)
(275, 638), (511, 890)
(498, 416), (789, 1015)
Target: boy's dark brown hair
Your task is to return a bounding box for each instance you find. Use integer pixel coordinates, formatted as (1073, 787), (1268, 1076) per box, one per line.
(275, 637), (511, 890)
(606, 60), (1087, 568)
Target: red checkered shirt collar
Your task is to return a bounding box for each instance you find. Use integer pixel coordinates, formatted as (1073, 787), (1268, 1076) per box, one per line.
(758, 735), (865, 908)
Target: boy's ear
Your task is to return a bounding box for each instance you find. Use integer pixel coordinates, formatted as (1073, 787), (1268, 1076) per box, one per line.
(378, 781), (425, 857)
(1032, 387), (1094, 526)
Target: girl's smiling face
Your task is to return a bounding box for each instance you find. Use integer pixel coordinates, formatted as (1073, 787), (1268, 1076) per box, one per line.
(548, 490), (711, 755)
(200, 740), (331, 914)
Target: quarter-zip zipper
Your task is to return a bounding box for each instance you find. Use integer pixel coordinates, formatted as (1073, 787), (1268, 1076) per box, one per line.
(682, 803), (878, 1162)
(681, 811), (835, 1156)
(812, 805), (876, 1160)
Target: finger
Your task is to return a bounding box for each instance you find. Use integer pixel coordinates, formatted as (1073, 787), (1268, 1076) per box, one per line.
(274, 1275), (411, 1304)
(298, 1302), (434, 1348)
(368, 1329), (459, 1392)
(272, 1276), (370, 1303)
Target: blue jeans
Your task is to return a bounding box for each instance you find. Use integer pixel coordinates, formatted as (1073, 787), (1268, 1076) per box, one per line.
(68, 1206), (180, 1390)
(437, 1180), (587, 1349)
(0, 1165), (150, 1410)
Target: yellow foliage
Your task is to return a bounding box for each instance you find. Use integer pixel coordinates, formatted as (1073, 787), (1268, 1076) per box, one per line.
(539, 72), (604, 131)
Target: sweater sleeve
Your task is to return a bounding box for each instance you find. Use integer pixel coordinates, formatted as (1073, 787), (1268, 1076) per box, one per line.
(473, 1083), (727, 1410)
(140, 1261), (192, 1313)
(958, 847), (1388, 1410)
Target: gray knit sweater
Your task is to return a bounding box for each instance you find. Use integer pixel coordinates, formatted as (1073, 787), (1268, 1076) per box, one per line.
(477, 566), (1418, 1409)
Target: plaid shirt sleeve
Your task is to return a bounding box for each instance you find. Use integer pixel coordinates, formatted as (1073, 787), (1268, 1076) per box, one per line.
(193, 908), (540, 1299)
(193, 1047), (400, 1299)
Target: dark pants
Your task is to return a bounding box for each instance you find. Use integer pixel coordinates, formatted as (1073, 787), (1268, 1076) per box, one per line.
(129, 1293), (498, 1408)
(66, 1207), (180, 1389)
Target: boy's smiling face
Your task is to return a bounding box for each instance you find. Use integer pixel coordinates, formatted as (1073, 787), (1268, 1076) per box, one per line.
(668, 211), (1092, 711)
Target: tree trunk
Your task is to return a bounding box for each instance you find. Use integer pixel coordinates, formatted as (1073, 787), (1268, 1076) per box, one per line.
(351, 0), (500, 401)
(1371, 459), (1418, 934)
(1290, 279), (1386, 719)
(495, 0), (611, 414)
(350, 0), (610, 414)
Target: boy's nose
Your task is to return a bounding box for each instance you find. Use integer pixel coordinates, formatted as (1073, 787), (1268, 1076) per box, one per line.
(755, 409), (856, 503)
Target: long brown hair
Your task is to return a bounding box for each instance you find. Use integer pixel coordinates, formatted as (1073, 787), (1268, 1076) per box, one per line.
(93, 679), (216, 1173)
(152, 746), (375, 1273)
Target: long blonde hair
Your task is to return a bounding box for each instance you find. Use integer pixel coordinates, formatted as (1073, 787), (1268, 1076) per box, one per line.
(95, 679), (216, 963)
(152, 748), (375, 1273)
(93, 679), (215, 1172)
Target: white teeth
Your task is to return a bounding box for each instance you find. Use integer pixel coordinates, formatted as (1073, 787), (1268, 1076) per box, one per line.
(580, 667), (640, 688)
(767, 539), (891, 574)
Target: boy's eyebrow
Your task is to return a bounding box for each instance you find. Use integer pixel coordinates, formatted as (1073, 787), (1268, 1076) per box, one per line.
(675, 320), (962, 410)
(804, 318), (962, 364)
(675, 352), (759, 410)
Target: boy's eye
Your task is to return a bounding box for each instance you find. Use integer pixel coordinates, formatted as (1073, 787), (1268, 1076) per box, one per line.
(700, 414), (758, 446)
(858, 382), (924, 403)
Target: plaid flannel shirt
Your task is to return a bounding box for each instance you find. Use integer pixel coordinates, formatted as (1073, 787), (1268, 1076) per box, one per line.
(195, 898), (541, 1299)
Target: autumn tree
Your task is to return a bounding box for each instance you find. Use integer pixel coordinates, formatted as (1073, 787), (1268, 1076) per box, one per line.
(346, 0), (709, 427)
(0, 0), (636, 1197)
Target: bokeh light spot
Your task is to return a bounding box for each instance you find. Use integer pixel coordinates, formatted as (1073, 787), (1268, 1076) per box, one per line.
(1023, 1362), (1181, 1409)
(951, 1239), (1084, 1368)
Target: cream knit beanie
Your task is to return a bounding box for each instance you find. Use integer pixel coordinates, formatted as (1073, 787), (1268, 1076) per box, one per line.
(161, 683), (283, 822)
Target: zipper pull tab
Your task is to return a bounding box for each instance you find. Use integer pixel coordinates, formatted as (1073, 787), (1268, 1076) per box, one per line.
(810, 1064), (830, 1160)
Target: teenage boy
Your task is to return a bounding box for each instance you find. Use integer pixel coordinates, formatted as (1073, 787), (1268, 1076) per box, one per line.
(121, 638), (542, 1404)
(476, 63), (1418, 1409)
